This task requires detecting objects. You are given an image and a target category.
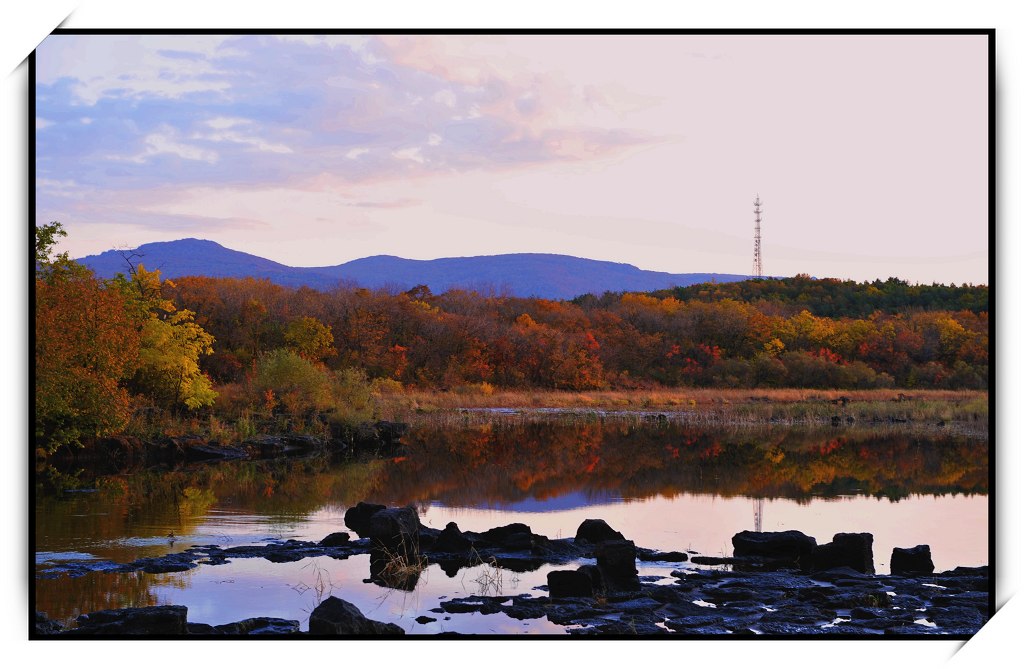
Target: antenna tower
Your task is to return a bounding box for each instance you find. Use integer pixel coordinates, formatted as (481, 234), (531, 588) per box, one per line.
(752, 194), (763, 279)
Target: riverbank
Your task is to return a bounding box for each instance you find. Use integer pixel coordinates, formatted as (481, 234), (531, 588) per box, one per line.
(34, 505), (989, 637)
(379, 388), (988, 437)
(41, 388), (987, 468)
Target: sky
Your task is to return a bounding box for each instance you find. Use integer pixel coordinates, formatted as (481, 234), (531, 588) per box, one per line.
(34, 33), (990, 284)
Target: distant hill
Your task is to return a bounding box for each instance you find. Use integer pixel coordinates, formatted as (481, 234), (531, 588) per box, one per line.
(77, 238), (752, 300)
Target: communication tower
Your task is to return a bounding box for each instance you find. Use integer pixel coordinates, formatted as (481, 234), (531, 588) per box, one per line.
(752, 195), (764, 279)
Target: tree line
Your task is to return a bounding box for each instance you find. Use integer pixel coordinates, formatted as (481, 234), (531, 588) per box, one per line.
(165, 271), (987, 392)
(34, 222), (989, 453)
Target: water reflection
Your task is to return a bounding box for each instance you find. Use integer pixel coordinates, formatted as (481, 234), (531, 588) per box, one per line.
(35, 419), (988, 631)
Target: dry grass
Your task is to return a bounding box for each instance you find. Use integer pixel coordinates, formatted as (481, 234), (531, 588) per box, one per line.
(374, 537), (429, 590)
(374, 387), (988, 429)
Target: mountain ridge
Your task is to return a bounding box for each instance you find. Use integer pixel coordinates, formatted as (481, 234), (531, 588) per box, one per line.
(77, 238), (753, 300)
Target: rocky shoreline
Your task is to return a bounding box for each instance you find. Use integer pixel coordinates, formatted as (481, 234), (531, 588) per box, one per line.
(34, 503), (990, 637)
(45, 421), (409, 471)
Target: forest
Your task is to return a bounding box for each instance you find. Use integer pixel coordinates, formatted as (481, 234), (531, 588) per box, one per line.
(34, 222), (989, 455)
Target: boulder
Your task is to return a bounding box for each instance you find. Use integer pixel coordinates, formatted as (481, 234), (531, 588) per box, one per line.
(574, 519), (626, 545)
(365, 506), (422, 554)
(211, 617), (301, 635)
(548, 570), (594, 598)
(68, 605), (188, 635)
(501, 532), (534, 550)
(480, 523), (532, 545)
(344, 501), (386, 536)
(891, 545), (935, 575)
(308, 596), (405, 635)
(577, 564), (605, 593)
(34, 611), (64, 635)
(433, 522), (472, 553)
(732, 530), (817, 569)
(319, 532), (350, 547)
(594, 540), (641, 592)
(812, 533), (874, 574)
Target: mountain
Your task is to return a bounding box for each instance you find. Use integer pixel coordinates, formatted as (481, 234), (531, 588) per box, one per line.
(77, 238), (752, 300)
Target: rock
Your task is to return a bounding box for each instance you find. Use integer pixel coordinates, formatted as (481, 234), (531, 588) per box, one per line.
(501, 532), (534, 550)
(594, 540), (641, 592)
(68, 605), (188, 635)
(433, 522), (473, 553)
(891, 545), (935, 575)
(415, 616), (437, 624)
(812, 533), (874, 574)
(548, 570), (595, 598)
(417, 526), (440, 550)
(308, 596), (405, 635)
(34, 611), (64, 635)
(319, 532), (351, 547)
(577, 564), (605, 593)
(211, 617), (301, 635)
(637, 549), (688, 562)
(344, 501), (386, 536)
(241, 435), (318, 458)
(574, 519), (626, 545)
(732, 530), (817, 569)
(480, 523), (532, 545)
(365, 506), (422, 555)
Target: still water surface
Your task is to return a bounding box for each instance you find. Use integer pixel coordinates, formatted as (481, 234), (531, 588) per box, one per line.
(35, 418), (988, 634)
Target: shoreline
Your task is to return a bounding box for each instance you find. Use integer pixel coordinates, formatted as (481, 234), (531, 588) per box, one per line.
(35, 507), (990, 637)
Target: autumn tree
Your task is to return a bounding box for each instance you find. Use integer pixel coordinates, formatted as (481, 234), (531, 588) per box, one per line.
(284, 316), (337, 362)
(35, 223), (141, 452)
(118, 264), (217, 410)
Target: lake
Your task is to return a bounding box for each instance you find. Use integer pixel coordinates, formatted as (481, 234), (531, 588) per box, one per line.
(34, 415), (989, 634)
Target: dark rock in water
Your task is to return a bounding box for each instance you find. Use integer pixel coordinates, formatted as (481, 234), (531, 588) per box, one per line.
(595, 540), (641, 592)
(637, 549), (688, 562)
(690, 555), (765, 567)
(204, 617), (301, 635)
(366, 506), (421, 555)
(480, 523), (532, 545)
(891, 545), (935, 575)
(344, 501), (386, 536)
(928, 605), (987, 631)
(433, 522), (472, 553)
(811, 566), (872, 582)
(34, 611), (64, 635)
(812, 533), (874, 574)
(415, 616), (437, 625)
(574, 519), (626, 545)
(417, 525), (440, 550)
(577, 564), (605, 593)
(501, 532), (534, 550)
(319, 532), (351, 547)
(548, 569), (595, 598)
(732, 530), (817, 570)
(68, 605), (188, 635)
(308, 596), (405, 635)
(242, 434), (322, 458)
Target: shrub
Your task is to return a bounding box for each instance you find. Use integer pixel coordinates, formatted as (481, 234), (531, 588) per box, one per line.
(250, 348), (333, 413)
(329, 367), (375, 427)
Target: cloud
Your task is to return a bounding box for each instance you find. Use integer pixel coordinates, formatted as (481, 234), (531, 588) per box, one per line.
(130, 127), (219, 163)
(34, 34), (663, 246)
